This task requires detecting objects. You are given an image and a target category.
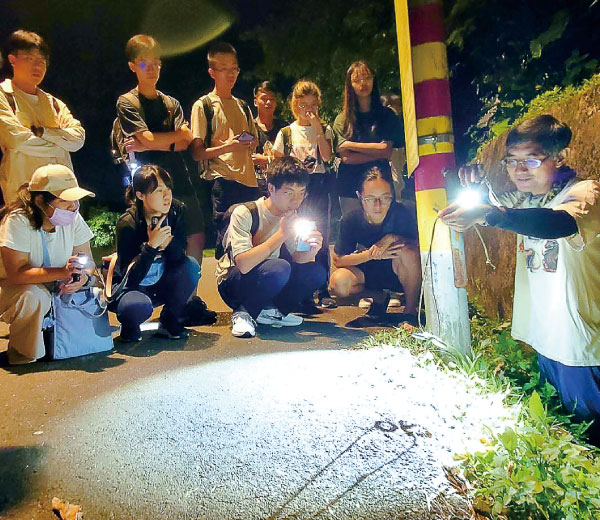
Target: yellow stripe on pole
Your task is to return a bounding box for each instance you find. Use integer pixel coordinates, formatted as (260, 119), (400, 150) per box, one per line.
(415, 188), (451, 251)
(412, 42), (448, 84)
(394, 0), (419, 177)
(418, 142), (454, 156)
(417, 116), (453, 137)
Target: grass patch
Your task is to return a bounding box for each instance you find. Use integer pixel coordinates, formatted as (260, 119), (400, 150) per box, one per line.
(358, 307), (600, 519)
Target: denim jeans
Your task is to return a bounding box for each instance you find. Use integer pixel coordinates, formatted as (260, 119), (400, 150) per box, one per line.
(218, 258), (326, 319)
(110, 256), (200, 335)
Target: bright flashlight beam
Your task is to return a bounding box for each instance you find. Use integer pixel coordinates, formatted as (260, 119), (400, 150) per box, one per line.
(455, 189), (481, 209)
(142, 0), (235, 58)
(294, 219), (314, 239)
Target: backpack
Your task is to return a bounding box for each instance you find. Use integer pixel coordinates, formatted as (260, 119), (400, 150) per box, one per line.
(109, 89), (177, 166)
(197, 94), (254, 176)
(217, 201), (259, 260)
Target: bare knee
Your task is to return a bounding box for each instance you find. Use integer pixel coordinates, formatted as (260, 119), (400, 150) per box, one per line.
(329, 269), (354, 297)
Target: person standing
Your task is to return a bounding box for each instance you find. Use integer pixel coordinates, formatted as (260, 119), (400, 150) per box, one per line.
(333, 61), (404, 216)
(0, 30), (85, 203)
(190, 42), (259, 259)
(252, 81), (286, 195)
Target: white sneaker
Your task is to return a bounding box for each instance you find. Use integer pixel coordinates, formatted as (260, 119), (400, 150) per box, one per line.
(231, 311), (256, 338)
(257, 308), (303, 327)
(358, 298), (373, 309)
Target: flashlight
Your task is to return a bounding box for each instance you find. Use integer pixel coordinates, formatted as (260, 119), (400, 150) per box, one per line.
(295, 219), (316, 252)
(455, 189), (482, 209)
(72, 253), (88, 282)
(128, 152), (140, 175)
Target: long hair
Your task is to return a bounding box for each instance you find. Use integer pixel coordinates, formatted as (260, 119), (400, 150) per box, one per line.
(125, 164), (173, 215)
(342, 61), (383, 139)
(0, 183), (56, 230)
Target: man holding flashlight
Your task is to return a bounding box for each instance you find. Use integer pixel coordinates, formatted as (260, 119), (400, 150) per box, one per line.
(216, 157), (326, 338)
(439, 115), (600, 444)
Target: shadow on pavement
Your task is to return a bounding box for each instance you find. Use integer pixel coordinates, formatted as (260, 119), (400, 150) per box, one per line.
(1, 350), (126, 376)
(256, 319), (370, 346)
(114, 330), (220, 357)
(0, 446), (44, 514)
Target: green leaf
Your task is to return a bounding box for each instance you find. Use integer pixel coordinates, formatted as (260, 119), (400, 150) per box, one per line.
(529, 391), (546, 421)
(498, 427), (518, 452)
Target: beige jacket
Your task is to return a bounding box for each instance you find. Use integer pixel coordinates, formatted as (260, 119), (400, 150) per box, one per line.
(0, 79), (85, 202)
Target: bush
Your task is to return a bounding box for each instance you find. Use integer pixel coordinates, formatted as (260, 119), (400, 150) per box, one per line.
(87, 206), (120, 249)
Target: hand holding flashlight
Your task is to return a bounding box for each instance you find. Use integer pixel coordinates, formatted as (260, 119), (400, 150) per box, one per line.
(70, 252), (88, 282)
(458, 164), (485, 188)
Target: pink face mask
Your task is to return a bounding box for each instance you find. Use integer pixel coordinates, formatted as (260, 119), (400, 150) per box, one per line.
(46, 202), (79, 227)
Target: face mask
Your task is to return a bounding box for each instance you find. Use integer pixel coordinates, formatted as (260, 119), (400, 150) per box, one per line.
(47, 205), (79, 227)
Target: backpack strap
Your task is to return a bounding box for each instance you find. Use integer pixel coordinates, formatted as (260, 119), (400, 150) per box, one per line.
(157, 91), (178, 128)
(201, 96), (214, 149)
(237, 99), (254, 127)
(1, 89), (17, 114)
(246, 201), (259, 237)
(282, 125), (292, 157)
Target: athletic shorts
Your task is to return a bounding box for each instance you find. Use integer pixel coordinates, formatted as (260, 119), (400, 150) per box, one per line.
(356, 259), (403, 292)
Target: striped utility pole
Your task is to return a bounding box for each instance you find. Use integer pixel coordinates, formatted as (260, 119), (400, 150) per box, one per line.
(394, 0), (471, 354)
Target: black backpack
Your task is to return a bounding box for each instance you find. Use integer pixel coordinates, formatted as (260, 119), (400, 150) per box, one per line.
(110, 89), (178, 165)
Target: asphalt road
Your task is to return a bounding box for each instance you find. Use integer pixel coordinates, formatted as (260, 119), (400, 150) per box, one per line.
(0, 258), (474, 520)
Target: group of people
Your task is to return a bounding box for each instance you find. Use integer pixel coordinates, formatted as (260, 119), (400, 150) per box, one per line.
(2, 29), (600, 446)
(0, 30), (420, 360)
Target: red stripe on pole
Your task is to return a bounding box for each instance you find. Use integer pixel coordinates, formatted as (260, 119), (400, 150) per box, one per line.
(414, 79), (452, 119)
(414, 153), (455, 192)
(409, 2), (445, 46)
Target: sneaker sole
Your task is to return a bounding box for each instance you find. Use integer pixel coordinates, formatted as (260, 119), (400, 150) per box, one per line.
(256, 318), (303, 327)
(232, 330), (256, 338)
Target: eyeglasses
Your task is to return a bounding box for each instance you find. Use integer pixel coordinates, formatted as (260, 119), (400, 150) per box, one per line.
(298, 104), (319, 110)
(137, 59), (162, 70)
(361, 195), (393, 205)
(282, 190), (307, 200)
(16, 53), (47, 67)
(212, 67), (240, 74)
(501, 157), (549, 169)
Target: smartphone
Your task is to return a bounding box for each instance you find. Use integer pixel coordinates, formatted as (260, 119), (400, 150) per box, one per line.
(150, 215), (168, 230)
(72, 252), (88, 282)
(237, 131), (255, 144)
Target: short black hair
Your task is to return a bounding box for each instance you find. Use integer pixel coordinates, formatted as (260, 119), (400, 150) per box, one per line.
(359, 163), (393, 193)
(207, 42), (237, 68)
(253, 80), (277, 98)
(266, 157), (310, 190)
(506, 115), (572, 156)
(6, 30), (50, 61)
(125, 34), (161, 62)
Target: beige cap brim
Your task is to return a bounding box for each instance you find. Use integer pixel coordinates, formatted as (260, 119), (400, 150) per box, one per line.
(52, 186), (95, 201)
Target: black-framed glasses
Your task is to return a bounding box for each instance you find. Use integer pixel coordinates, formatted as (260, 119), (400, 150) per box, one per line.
(361, 194), (393, 205)
(501, 157), (549, 170)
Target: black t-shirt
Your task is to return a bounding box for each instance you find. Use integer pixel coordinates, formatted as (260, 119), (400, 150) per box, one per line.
(116, 90), (192, 195)
(333, 106), (404, 197)
(335, 202), (417, 255)
(255, 117), (286, 154)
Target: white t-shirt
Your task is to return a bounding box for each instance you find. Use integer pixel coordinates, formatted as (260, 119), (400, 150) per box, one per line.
(492, 178), (600, 365)
(0, 211), (93, 278)
(272, 122), (334, 174)
(215, 196), (297, 284)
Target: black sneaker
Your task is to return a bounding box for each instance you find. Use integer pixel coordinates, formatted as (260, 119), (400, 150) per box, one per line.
(366, 292), (391, 317)
(119, 325), (142, 343)
(183, 296), (217, 326)
(317, 291), (337, 309)
(155, 324), (190, 340)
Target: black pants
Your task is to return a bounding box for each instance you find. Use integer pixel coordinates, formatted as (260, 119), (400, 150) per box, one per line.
(298, 173), (332, 293)
(212, 178), (260, 258)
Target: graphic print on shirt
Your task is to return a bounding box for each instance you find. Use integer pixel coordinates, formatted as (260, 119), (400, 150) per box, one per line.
(519, 236), (559, 273)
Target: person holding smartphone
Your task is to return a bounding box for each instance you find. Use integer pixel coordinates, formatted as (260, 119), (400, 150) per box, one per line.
(111, 164), (200, 342)
(272, 80), (336, 309)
